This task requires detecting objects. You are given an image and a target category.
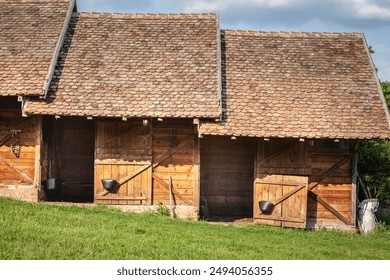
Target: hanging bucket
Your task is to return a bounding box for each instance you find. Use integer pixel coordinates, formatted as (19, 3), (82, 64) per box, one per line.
(200, 196), (209, 219)
(42, 178), (57, 191)
(101, 179), (118, 190)
(259, 201), (274, 214)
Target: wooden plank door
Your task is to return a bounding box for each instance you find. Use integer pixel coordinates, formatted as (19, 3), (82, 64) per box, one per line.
(95, 120), (152, 205)
(254, 174), (308, 228)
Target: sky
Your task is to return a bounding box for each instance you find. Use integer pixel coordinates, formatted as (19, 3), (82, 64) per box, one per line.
(77, 0), (390, 82)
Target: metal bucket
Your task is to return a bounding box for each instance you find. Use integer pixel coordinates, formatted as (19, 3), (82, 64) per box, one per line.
(101, 179), (118, 190)
(42, 178), (57, 191)
(259, 201), (274, 214)
(200, 196), (209, 219)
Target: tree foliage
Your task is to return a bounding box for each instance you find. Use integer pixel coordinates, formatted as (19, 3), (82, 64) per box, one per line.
(358, 82), (390, 203)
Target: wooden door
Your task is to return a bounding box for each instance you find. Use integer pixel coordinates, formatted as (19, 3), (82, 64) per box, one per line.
(254, 174), (308, 228)
(95, 120), (152, 205)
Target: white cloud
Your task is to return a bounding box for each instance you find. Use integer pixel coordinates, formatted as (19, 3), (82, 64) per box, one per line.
(183, 0), (390, 22)
(354, 3), (390, 20)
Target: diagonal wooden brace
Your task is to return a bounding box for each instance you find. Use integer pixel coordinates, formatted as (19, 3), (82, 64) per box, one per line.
(308, 191), (352, 225)
(308, 155), (351, 191)
(0, 153), (34, 184)
(257, 140), (300, 167)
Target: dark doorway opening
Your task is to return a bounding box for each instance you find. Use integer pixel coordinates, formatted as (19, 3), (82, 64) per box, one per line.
(42, 117), (95, 202)
(200, 136), (256, 221)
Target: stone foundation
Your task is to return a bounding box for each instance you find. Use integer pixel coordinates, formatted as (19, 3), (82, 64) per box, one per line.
(0, 186), (38, 202)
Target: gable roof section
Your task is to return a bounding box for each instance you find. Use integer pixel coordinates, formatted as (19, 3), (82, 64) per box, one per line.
(0, 0), (74, 97)
(24, 12), (222, 119)
(199, 30), (390, 139)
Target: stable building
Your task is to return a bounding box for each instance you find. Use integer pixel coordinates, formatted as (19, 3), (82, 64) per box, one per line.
(1, 0), (390, 231)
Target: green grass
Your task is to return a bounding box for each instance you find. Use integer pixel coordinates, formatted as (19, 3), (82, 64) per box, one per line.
(0, 198), (389, 260)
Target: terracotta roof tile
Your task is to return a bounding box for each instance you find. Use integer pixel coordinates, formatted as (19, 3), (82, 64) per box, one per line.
(0, 0), (72, 96)
(199, 30), (390, 139)
(25, 12), (222, 118)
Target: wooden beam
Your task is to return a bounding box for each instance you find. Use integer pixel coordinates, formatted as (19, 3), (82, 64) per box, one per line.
(308, 155), (351, 191)
(33, 117), (42, 189)
(255, 179), (306, 187)
(257, 140), (300, 166)
(0, 154), (34, 184)
(351, 152), (358, 226)
(193, 132), (200, 212)
(308, 191), (352, 225)
(153, 174), (191, 205)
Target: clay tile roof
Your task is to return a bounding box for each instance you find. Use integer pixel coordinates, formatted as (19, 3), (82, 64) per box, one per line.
(24, 12), (222, 119)
(0, 0), (73, 97)
(199, 30), (390, 140)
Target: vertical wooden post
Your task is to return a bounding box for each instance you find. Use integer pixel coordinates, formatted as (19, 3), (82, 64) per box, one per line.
(351, 152), (358, 226)
(351, 140), (362, 227)
(193, 124), (201, 219)
(33, 116), (42, 197)
(253, 139), (259, 219)
(149, 119), (154, 206)
(93, 119), (98, 203)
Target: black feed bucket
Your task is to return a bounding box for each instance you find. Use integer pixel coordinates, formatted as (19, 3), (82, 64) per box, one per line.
(101, 179), (118, 190)
(42, 178), (60, 201)
(42, 178), (56, 191)
(259, 201), (274, 214)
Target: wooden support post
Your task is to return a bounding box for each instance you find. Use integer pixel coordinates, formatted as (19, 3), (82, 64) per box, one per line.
(169, 176), (175, 217)
(193, 127), (200, 215)
(33, 117), (42, 189)
(351, 152), (358, 226)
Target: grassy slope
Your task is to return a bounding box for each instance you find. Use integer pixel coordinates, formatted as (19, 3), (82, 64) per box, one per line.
(0, 198), (389, 260)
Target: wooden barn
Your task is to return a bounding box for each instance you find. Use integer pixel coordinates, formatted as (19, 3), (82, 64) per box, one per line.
(0, 0), (74, 201)
(199, 30), (390, 230)
(23, 10), (221, 218)
(2, 0), (390, 230)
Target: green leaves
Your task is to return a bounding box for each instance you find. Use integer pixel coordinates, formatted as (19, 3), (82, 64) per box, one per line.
(358, 82), (390, 203)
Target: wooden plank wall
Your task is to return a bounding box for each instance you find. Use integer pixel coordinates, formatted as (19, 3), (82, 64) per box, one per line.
(95, 119), (152, 205)
(307, 148), (353, 227)
(152, 119), (195, 206)
(200, 136), (256, 217)
(255, 138), (354, 228)
(0, 110), (38, 187)
(257, 138), (311, 176)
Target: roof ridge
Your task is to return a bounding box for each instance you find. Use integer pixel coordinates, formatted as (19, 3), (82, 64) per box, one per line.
(78, 12), (218, 19)
(223, 29), (363, 36)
